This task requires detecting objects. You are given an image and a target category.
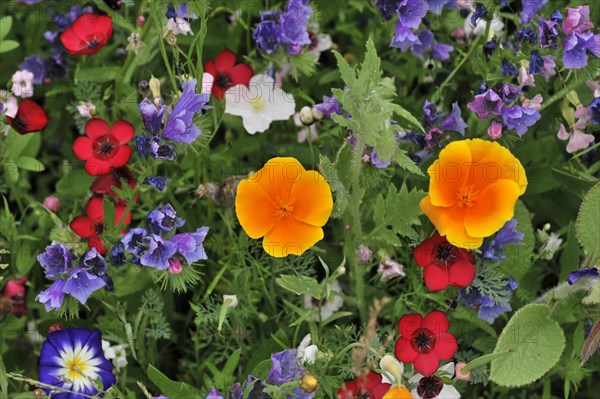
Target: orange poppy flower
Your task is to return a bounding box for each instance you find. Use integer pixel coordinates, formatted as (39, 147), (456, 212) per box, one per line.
(383, 385), (413, 399)
(420, 139), (527, 249)
(235, 157), (333, 257)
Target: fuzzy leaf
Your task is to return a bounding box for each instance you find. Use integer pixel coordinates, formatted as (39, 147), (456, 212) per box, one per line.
(370, 184), (425, 244)
(581, 320), (600, 365)
(318, 155), (349, 218)
(391, 104), (425, 133)
(276, 274), (323, 299)
(490, 304), (566, 387)
(576, 183), (600, 264)
(500, 201), (534, 281)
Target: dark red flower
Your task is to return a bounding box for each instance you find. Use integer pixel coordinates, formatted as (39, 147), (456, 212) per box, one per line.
(413, 232), (476, 291)
(73, 118), (134, 176)
(5, 99), (50, 134)
(204, 49), (253, 100)
(394, 310), (458, 377)
(91, 166), (137, 206)
(2, 277), (28, 317)
(60, 13), (113, 56)
(70, 196), (131, 254)
(337, 371), (391, 399)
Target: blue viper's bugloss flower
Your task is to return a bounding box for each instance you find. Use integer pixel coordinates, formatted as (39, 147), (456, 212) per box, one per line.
(471, 3), (486, 25)
(20, 56), (46, 84)
(147, 204), (185, 235)
(588, 97), (600, 125)
(563, 32), (600, 69)
(80, 248), (107, 277)
(538, 19), (560, 49)
(149, 136), (176, 160)
(36, 278), (66, 311)
(375, 0), (399, 20)
(136, 135), (151, 158)
(122, 227), (149, 256)
(467, 89), (503, 120)
(370, 148), (392, 169)
(520, 0), (548, 24)
(140, 234), (178, 270)
(567, 268), (599, 285)
(483, 39), (496, 58)
(166, 2), (177, 18)
(481, 218), (524, 261)
(39, 328), (116, 399)
(268, 349), (303, 384)
(432, 42), (454, 60)
(397, 0), (427, 30)
(500, 59), (517, 76)
(163, 79), (210, 144)
(390, 23), (421, 51)
(63, 268), (106, 304)
(458, 277), (518, 324)
(280, 0), (313, 55)
(253, 17), (281, 54)
(110, 241), (126, 265)
(529, 50), (544, 74)
(439, 102), (467, 135)
(501, 105), (541, 137)
(514, 28), (537, 44)
(177, 0), (198, 19)
(139, 98), (167, 135)
(314, 95), (340, 117)
(551, 10), (563, 23)
(422, 99), (440, 128)
(37, 243), (72, 278)
(170, 227), (210, 265)
(144, 176), (171, 192)
(205, 388), (225, 399)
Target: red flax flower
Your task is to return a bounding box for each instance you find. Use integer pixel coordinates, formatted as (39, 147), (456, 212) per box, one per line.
(5, 99), (50, 134)
(337, 371), (391, 399)
(73, 118), (134, 176)
(91, 166), (137, 206)
(395, 311), (457, 377)
(60, 13), (113, 55)
(413, 232), (476, 291)
(70, 197), (131, 254)
(204, 49), (253, 100)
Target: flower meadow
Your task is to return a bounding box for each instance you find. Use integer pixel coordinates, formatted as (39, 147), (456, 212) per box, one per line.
(2, 0), (600, 398)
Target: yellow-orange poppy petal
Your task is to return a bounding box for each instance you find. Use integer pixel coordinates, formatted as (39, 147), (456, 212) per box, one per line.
(464, 179), (522, 238)
(247, 157), (305, 202)
(262, 217), (324, 258)
(420, 196), (482, 248)
(427, 140), (472, 207)
(290, 170), (333, 226)
(235, 179), (278, 239)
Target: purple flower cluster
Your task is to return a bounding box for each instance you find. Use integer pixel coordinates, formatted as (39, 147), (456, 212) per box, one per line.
(422, 100), (467, 146)
(36, 245), (112, 310)
(480, 219), (524, 261)
(253, 0), (312, 55)
(458, 276), (518, 324)
(120, 204), (209, 271)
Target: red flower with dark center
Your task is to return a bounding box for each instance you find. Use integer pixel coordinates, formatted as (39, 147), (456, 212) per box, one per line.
(91, 166), (137, 206)
(413, 232), (476, 291)
(70, 196), (131, 254)
(204, 49), (253, 100)
(60, 13), (113, 55)
(394, 311), (457, 377)
(2, 277), (28, 317)
(417, 375), (444, 399)
(5, 99), (50, 134)
(73, 118), (134, 176)
(337, 371), (391, 399)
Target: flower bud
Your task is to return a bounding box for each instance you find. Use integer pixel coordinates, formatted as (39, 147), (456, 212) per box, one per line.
(380, 355), (403, 383)
(455, 362), (472, 381)
(149, 76), (161, 99)
(48, 323), (65, 334)
(300, 106), (314, 126)
(356, 245), (373, 265)
(43, 195), (61, 213)
(299, 372), (319, 393)
(487, 120), (503, 140)
(168, 258), (183, 274)
(33, 388), (46, 398)
(137, 15), (145, 26)
(223, 294), (238, 308)
(2, 277), (27, 317)
(311, 107), (325, 122)
(77, 103), (96, 119)
(139, 80), (150, 97)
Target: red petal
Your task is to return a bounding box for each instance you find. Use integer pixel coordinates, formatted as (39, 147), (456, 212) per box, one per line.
(91, 173), (117, 194)
(60, 27), (88, 54)
(423, 265), (449, 292)
(70, 216), (95, 238)
(71, 14), (112, 55)
(88, 235), (106, 254)
(114, 205), (131, 226)
(86, 197), (105, 222)
(448, 259), (476, 288)
(394, 337), (419, 363)
(85, 159), (111, 176)
(8, 99), (50, 134)
(110, 145), (132, 168)
(110, 120), (134, 144)
(72, 136), (94, 160)
(372, 383), (392, 399)
(433, 333), (458, 360)
(85, 118), (110, 139)
(398, 313), (424, 338)
(413, 352), (440, 377)
(204, 60), (216, 76)
(211, 85), (226, 100)
(361, 371), (383, 390)
(413, 232), (446, 266)
(337, 382), (357, 399)
(423, 310), (450, 334)
(214, 49), (237, 73)
(229, 63), (253, 87)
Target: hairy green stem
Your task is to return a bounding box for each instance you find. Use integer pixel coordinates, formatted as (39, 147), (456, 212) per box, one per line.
(540, 77), (588, 112)
(461, 350), (512, 373)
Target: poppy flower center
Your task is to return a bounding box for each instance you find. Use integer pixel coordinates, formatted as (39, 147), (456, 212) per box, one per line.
(356, 390), (372, 399)
(416, 376), (444, 399)
(87, 36), (100, 49)
(274, 193), (295, 219)
(411, 328), (436, 354)
(93, 135), (119, 159)
(215, 73), (232, 90)
(455, 185), (478, 208)
(435, 245), (455, 264)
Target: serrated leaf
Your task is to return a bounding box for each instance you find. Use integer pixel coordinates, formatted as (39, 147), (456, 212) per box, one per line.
(318, 155), (349, 218)
(581, 320), (600, 365)
(391, 104), (425, 133)
(490, 304), (566, 387)
(576, 183), (600, 264)
(500, 201), (534, 281)
(333, 50), (357, 88)
(395, 149), (424, 176)
(452, 306), (497, 337)
(276, 274), (323, 299)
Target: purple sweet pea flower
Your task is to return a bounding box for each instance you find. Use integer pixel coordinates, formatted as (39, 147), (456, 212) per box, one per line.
(63, 268), (106, 304)
(37, 243), (72, 278)
(390, 23), (421, 51)
(467, 89), (503, 120)
(501, 105), (541, 137)
(439, 102), (467, 135)
(370, 148), (392, 169)
(177, 0), (198, 19)
(163, 79), (210, 144)
(538, 56), (557, 81)
(122, 228), (148, 256)
(144, 176), (171, 192)
(253, 17), (281, 54)
(563, 32), (600, 69)
(36, 278), (66, 311)
(149, 136), (176, 160)
(170, 227), (210, 265)
(80, 248), (107, 277)
(520, 0), (548, 24)
(280, 0), (312, 54)
(375, 0), (399, 20)
(538, 19), (560, 49)
(567, 268), (599, 285)
(230, 383), (243, 399)
(268, 349), (304, 385)
(20, 56), (46, 84)
(562, 6), (594, 36)
(496, 83), (521, 104)
(139, 98), (166, 135)
(314, 95), (340, 117)
(140, 235), (178, 270)
(397, 0), (427, 29)
(147, 204), (185, 234)
(588, 97), (600, 125)
(481, 219), (524, 261)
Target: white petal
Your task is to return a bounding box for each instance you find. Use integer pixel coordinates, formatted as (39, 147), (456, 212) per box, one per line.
(439, 362), (455, 376)
(242, 113), (272, 134)
(263, 88), (295, 122)
(201, 73), (214, 96)
(438, 384), (461, 399)
(302, 345), (318, 364)
(225, 86), (252, 118)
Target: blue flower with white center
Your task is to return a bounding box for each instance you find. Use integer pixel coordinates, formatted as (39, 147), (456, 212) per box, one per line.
(39, 327), (116, 399)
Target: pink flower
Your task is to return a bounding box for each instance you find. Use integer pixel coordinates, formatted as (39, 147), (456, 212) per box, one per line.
(168, 258), (183, 274)
(557, 108), (595, 153)
(487, 120), (503, 140)
(517, 66), (535, 88)
(522, 94), (543, 111)
(378, 257), (406, 282)
(77, 102), (96, 118)
(43, 195), (61, 213)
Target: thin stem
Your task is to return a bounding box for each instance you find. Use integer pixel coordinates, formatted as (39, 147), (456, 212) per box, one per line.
(461, 350), (512, 373)
(150, 1), (178, 91)
(540, 77), (588, 112)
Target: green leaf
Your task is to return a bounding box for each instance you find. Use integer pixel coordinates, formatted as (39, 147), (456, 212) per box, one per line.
(452, 306), (497, 337)
(75, 66), (121, 83)
(499, 201), (534, 281)
(56, 167), (94, 198)
(0, 40), (19, 53)
(490, 304), (566, 387)
(0, 16), (12, 40)
(318, 154), (349, 218)
(333, 50), (357, 88)
(15, 156), (44, 172)
(576, 183), (600, 263)
(4, 130), (37, 158)
(103, 199), (116, 233)
(276, 274), (323, 299)
(395, 149), (424, 176)
(391, 103), (425, 133)
(559, 223), (581, 281)
(147, 365), (201, 399)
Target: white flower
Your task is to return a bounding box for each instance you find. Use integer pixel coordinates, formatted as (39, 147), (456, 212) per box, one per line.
(26, 320), (44, 344)
(225, 74), (295, 134)
(77, 102), (96, 118)
(539, 232), (563, 260)
(102, 339), (128, 372)
(297, 334), (318, 365)
(380, 355), (404, 384)
(201, 72), (214, 96)
(464, 13), (504, 38)
(0, 90), (18, 118)
(126, 32), (145, 54)
(165, 17), (193, 36)
(517, 66), (535, 88)
(410, 362), (461, 399)
(303, 281), (344, 321)
(378, 257), (406, 282)
(11, 70), (35, 98)
(223, 294), (238, 308)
